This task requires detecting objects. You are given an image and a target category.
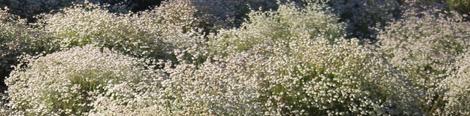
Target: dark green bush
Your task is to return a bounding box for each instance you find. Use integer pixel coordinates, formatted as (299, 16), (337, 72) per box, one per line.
(0, 0), (163, 20)
(446, 0), (470, 14)
(328, 0), (402, 39)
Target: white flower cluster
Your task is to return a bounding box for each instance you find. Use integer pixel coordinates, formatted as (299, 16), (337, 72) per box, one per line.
(5, 45), (165, 115)
(131, 2), (419, 115)
(378, 9), (470, 115)
(38, 1), (199, 60)
(0, 9), (42, 82)
(209, 2), (344, 57)
(90, 39), (421, 115)
(444, 53), (470, 115)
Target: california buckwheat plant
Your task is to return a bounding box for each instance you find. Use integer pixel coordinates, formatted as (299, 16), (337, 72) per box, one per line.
(444, 53), (470, 115)
(209, 2), (344, 57)
(1, 9), (56, 91)
(379, 9), (470, 115)
(1, 0), (470, 115)
(90, 38), (421, 115)
(5, 46), (165, 115)
(39, 1), (200, 60)
(200, 2), (419, 115)
(154, 37), (420, 115)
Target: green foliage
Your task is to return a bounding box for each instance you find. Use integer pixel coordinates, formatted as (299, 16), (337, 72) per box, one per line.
(446, 0), (470, 13)
(328, 0), (401, 39)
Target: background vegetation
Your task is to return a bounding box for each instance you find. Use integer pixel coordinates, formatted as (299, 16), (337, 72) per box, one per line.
(1, 0), (470, 115)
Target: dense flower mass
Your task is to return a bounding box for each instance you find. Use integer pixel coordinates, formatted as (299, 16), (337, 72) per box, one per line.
(39, 4), (174, 57)
(378, 10), (470, 115)
(5, 46), (165, 115)
(208, 3), (344, 57)
(0, 9), (55, 90)
(1, 0), (470, 115)
(444, 53), (470, 115)
(35, 0), (207, 65)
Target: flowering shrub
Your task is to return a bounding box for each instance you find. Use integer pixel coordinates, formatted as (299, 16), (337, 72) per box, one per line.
(446, 0), (470, 14)
(378, 10), (470, 115)
(39, 3), (160, 58)
(256, 39), (420, 115)
(89, 57), (263, 115)
(2, 0), (470, 115)
(140, 38), (419, 115)
(163, 2), (420, 115)
(46, 3), (421, 115)
(89, 38), (421, 115)
(0, 9), (56, 91)
(5, 46), (165, 115)
(444, 53), (470, 115)
(38, 1), (200, 60)
(209, 2), (344, 57)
